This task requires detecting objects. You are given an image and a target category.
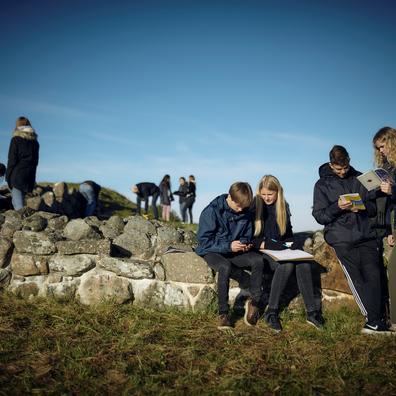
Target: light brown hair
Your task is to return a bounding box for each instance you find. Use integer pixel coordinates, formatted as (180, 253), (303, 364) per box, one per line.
(229, 182), (253, 208)
(373, 126), (396, 168)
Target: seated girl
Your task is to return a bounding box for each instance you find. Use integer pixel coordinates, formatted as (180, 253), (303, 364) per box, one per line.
(253, 175), (324, 332)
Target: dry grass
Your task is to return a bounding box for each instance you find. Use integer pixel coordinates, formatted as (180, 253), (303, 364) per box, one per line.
(0, 293), (395, 395)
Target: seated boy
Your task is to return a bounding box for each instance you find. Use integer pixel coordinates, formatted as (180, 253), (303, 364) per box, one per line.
(195, 181), (265, 329)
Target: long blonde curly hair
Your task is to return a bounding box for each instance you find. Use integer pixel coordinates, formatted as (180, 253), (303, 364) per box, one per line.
(373, 127), (396, 168)
(254, 175), (287, 237)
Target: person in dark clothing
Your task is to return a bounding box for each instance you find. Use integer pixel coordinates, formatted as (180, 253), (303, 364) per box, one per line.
(185, 175), (196, 224)
(6, 116), (39, 210)
(253, 175), (323, 332)
(132, 182), (160, 220)
(173, 177), (189, 222)
(0, 163), (11, 211)
(159, 174), (174, 222)
(196, 181), (265, 330)
(312, 145), (393, 335)
(372, 127), (396, 327)
(79, 180), (101, 217)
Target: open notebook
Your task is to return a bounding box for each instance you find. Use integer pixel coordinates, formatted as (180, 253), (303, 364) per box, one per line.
(260, 248), (314, 262)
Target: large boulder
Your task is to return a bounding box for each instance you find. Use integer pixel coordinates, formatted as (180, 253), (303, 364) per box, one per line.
(13, 231), (57, 255)
(22, 214), (47, 232)
(77, 269), (133, 305)
(1, 211), (23, 239)
(161, 252), (214, 283)
(48, 254), (96, 276)
(97, 256), (154, 279)
(63, 219), (101, 241)
(156, 225), (183, 252)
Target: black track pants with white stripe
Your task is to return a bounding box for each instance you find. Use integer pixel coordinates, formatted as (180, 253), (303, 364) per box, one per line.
(333, 239), (381, 323)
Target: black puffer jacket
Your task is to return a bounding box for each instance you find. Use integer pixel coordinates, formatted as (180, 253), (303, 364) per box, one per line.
(312, 163), (375, 246)
(6, 127), (39, 193)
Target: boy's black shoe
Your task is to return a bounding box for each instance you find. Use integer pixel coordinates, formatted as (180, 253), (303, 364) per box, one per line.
(244, 299), (260, 326)
(306, 310), (325, 329)
(264, 311), (282, 332)
(217, 314), (233, 330)
(361, 321), (396, 335)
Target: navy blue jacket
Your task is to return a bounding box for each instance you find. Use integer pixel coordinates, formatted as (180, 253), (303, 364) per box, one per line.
(312, 163), (376, 246)
(195, 194), (253, 256)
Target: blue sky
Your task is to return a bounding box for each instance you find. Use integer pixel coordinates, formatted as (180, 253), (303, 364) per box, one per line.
(1, 0), (395, 231)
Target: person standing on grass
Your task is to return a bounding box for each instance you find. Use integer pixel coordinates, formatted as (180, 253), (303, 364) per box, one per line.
(372, 127), (396, 326)
(185, 175), (196, 224)
(131, 182), (160, 220)
(159, 175), (174, 222)
(313, 145), (393, 335)
(253, 175), (323, 332)
(195, 181), (265, 330)
(6, 116), (39, 210)
(173, 177), (189, 222)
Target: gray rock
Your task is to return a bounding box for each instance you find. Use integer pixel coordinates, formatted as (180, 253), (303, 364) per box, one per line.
(100, 215), (125, 239)
(56, 239), (111, 255)
(153, 262), (166, 281)
(47, 215), (69, 231)
(23, 214), (47, 232)
(77, 269), (133, 305)
(130, 279), (164, 308)
(11, 253), (48, 276)
(0, 214), (5, 227)
(113, 232), (154, 259)
(1, 211), (23, 239)
(9, 275), (47, 298)
(163, 282), (191, 309)
(192, 285), (217, 312)
(13, 231), (57, 255)
(46, 277), (79, 300)
(26, 196), (42, 211)
(48, 254), (96, 276)
(63, 219), (101, 241)
(97, 256), (154, 279)
(183, 230), (198, 246)
(0, 238), (13, 268)
(123, 216), (156, 236)
(161, 252), (214, 283)
(156, 225), (183, 251)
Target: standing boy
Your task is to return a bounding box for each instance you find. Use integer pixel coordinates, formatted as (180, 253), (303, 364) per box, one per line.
(195, 182), (265, 329)
(312, 145), (392, 334)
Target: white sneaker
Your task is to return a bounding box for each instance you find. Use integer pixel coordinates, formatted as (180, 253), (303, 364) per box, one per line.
(361, 321), (396, 335)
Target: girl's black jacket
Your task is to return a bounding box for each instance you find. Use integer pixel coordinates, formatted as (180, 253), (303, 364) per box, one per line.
(312, 163), (376, 246)
(6, 127), (39, 193)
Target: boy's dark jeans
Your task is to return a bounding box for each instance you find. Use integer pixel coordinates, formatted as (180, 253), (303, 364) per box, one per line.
(203, 251), (264, 314)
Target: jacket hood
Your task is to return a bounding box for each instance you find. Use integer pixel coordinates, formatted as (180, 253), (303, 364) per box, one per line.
(318, 162), (359, 179)
(13, 126), (37, 140)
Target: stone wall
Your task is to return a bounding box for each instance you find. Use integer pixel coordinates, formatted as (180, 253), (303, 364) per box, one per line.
(0, 209), (353, 310)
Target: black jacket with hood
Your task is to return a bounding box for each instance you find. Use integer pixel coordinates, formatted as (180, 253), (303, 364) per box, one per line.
(312, 163), (376, 246)
(6, 126), (39, 193)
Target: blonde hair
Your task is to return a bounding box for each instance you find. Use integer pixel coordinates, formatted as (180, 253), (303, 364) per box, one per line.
(373, 127), (396, 168)
(254, 175), (287, 237)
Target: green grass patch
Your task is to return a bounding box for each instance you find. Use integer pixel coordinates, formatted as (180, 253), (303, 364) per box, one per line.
(0, 294), (395, 395)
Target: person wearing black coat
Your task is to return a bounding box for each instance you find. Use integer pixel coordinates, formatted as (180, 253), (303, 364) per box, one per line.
(6, 116), (39, 210)
(132, 182), (160, 220)
(312, 145), (391, 335)
(185, 175), (196, 224)
(173, 177), (189, 222)
(253, 175), (322, 332)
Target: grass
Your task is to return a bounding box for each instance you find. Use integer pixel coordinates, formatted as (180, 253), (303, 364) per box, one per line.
(0, 294), (396, 395)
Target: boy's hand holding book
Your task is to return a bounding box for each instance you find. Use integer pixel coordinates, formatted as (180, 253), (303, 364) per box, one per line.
(338, 193), (366, 212)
